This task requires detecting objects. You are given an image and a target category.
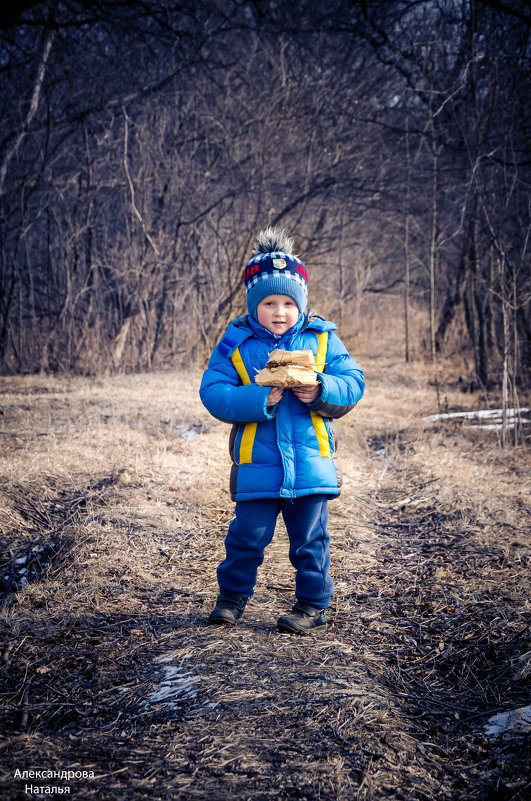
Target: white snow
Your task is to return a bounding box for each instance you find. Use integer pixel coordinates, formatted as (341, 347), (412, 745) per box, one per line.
(425, 408), (530, 431)
(144, 654), (201, 708)
(180, 427), (199, 438)
(484, 705), (531, 738)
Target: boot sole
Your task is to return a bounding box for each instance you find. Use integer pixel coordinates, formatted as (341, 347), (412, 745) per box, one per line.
(208, 614), (239, 626)
(277, 620), (327, 635)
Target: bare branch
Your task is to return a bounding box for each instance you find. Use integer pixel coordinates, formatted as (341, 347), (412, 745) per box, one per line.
(122, 108), (160, 256)
(0, 27), (55, 196)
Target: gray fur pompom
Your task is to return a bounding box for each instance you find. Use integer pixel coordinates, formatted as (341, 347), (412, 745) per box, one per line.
(252, 227), (294, 256)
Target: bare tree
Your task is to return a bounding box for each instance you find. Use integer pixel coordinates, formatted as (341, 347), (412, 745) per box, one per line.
(0, 0), (528, 421)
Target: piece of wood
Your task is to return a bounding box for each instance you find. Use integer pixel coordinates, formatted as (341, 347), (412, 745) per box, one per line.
(254, 349), (319, 387)
(264, 349), (316, 368)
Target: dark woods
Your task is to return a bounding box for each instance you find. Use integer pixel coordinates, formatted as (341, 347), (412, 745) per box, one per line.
(0, 1), (529, 394)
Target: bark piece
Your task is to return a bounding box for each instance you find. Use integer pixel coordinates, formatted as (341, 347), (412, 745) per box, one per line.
(254, 349), (319, 387)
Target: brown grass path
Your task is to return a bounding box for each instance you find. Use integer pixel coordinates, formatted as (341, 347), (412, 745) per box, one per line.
(0, 359), (529, 800)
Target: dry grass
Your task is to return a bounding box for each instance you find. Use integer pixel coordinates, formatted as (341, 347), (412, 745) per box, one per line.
(0, 356), (529, 800)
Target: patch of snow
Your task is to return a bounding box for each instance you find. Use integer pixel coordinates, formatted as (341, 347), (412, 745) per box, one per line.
(484, 705), (531, 739)
(180, 427), (199, 438)
(425, 408), (530, 431)
(154, 651), (193, 664)
(144, 656), (200, 709)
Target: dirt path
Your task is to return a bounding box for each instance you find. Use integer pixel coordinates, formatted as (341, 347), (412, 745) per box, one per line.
(0, 363), (529, 800)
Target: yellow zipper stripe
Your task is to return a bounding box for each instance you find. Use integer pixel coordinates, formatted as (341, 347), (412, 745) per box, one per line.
(311, 412), (331, 458)
(230, 346), (256, 464)
(312, 332), (330, 457)
(239, 422), (257, 464)
(231, 346), (252, 385)
(315, 331), (328, 372)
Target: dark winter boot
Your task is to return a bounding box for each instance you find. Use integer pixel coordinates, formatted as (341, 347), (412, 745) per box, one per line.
(208, 593), (248, 626)
(277, 602), (327, 635)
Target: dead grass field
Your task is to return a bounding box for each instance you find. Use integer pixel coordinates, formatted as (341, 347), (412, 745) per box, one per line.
(0, 354), (529, 800)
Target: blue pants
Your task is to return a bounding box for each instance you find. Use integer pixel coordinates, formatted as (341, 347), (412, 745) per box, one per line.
(217, 495), (334, 609)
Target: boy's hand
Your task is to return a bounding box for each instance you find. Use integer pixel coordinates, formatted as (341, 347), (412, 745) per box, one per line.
(292, 384), (320, 404)
(267, 387), (283, 407)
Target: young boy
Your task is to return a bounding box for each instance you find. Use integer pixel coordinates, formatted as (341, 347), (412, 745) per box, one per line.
(199, 228), (364, 634)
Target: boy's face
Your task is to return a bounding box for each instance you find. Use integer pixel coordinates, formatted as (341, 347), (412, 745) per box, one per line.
(256, 294), (299, 335)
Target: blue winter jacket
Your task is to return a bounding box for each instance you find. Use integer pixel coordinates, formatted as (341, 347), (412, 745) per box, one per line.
(199, 310), (365, 501)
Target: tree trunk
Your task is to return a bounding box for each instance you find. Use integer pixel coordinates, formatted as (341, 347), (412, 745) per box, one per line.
(0, 29), (55, 197)
(404, 114), (411, 363)
(428, 147), (439, 362)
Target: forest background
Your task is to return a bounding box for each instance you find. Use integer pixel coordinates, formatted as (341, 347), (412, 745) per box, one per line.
(0, 0), (530, 408)
(1, 4), (530, 798)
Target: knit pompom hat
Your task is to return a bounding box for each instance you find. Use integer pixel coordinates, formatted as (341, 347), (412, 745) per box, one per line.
(244, 227), (308, 319)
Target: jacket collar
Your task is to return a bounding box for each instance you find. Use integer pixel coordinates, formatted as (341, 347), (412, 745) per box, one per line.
(304, 309), (338, 333)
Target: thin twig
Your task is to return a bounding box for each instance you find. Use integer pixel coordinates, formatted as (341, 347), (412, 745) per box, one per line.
(20, 681), (32, 729)
(122, 108), (160, 256)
